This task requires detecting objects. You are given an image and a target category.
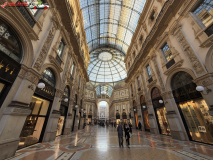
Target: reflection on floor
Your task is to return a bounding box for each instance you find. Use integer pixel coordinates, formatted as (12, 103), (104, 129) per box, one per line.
(8, 126), (213, 160)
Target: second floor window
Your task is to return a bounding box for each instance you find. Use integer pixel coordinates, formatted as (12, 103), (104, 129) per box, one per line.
(146, 65), (152, 78)
(57, 39), (65, 57)
(137, 76), (140, 88)
(71, 63), (75, 76)
(193, 0), (213, 27)
(162, 43), (172, 62)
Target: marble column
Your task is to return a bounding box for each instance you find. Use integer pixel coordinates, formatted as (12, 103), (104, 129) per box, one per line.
(0, 67), (40, 160)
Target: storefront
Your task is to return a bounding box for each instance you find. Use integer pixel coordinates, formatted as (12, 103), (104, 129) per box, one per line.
(56, 86), (70, 136)
(140, 95), (150, 132)
(133, 100), (138, 129)
(88, 114), (92, 124)
(151, 87), (171, 136)
(122, 112), (127, 124)
(19, 68), (56, 148)
(171, 71), (213, 144)
(0, 19), (22, 108)
(116, 112), (120, 125)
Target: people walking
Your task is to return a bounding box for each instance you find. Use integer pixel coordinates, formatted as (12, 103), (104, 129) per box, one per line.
(129, 122), (132, 134)
(138, 121), (142, 131)
(117, 122), (123, 147)
(124, 124), (130, 148)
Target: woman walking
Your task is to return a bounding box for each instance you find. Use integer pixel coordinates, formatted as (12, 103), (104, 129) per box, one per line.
(124, 124), (130, 148)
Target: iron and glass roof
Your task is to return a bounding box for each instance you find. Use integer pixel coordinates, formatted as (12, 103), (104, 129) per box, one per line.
(96, 85), (113, 97)
(87, 48), (127, 83)
(79, 0), (147, 55)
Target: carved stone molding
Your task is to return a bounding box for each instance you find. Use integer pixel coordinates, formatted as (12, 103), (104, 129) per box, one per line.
(25, 69), (41, 84)
(34, 25), (56, 72)
(152, 57), (166, 92)
(161, 91), (173, 100)
(175, 29), (206, 76)
(193, 73), (213, 87)
(55, 89), (64, 98)
(3, 101), (31, 116)
(18, 65), (29, 79)
(49, 55), (63, 73)
(148, 6), (158, 27)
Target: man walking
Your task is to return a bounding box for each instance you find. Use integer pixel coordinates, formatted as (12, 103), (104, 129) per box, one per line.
(117, 122), (123, 147)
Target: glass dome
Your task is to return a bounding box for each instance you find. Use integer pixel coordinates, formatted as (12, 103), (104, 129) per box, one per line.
(88, 48), (127, 83)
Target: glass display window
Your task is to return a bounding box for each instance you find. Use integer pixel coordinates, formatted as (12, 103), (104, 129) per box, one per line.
(143, 110), (150, 131)
(179, 99), (213, 144)
(19, 96), (50, 148)
(155, 107), (171, 136)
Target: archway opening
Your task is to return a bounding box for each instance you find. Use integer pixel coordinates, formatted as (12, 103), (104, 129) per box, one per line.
(98, 101), (109, 123)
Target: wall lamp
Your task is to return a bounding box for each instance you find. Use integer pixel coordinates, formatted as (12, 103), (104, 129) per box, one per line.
(28, 82), (45, 91)
(159, 100), (168, 104)
(196, 86), (212, 95)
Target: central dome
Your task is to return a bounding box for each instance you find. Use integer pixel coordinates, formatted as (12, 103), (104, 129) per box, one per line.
(88, 48), (127, 84)
(98, 52), (112, 61)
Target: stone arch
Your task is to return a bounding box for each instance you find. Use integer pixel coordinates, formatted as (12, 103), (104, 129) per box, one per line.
(148, 84), (162, 99)
(205, 44), (213, 73)
(0, 9), (34, 67)
(165, 67), (197, 92)
(40, 63), (62, 89)
(62, 83), (72, 99)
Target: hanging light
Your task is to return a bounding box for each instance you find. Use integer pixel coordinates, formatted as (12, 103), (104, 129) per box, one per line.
(134, 109), (136, 111)
(196, 86), (204, 92)
(75, 105), (78, 108)
(143, 106), (146, 109)
(159, 100), (163, 104)
(37, 82), (45, 89)
(64, 98), (68, 102)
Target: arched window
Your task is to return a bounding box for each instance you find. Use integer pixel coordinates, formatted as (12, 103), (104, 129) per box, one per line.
(151, 87), (161, 99)
(116, 112), (120, 119)
(133, 100), (137, 107)
(122, 112), (127, 119)
(64, 86), (70, 98)
(171, 71), (193, 90)
(0, 19), (22, 62)
(41, 68), (56, 87)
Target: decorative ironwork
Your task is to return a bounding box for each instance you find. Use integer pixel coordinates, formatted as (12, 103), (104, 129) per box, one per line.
(205, 24), (213, 37)
(56, 55), (62, 66)
(16, 1), (36, 28)
(166, 58), (175, 69)
(148, 77), (153, 83)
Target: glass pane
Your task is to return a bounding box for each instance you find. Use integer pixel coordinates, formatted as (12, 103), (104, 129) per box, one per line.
(41, 68), (56, 87)
(162, 43), (172, 62)
(39, 99), (50, 116)
(194, 0), (213, 27)
(57, 40), (65, 57)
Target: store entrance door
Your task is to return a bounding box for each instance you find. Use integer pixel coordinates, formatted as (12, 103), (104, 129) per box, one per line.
(56, 105), (68, 136)
(19, 96), (51, 148)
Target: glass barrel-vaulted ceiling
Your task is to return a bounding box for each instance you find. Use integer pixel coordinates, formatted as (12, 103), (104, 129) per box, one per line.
(96, 85), (113, 98)
(79, 0), (147, 54)
(88, 48), (126, 83)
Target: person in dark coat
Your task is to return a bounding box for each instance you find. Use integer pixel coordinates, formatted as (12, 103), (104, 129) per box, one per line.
(129, 122), (132, 134)
(117, 122), (123, 147)
(138, 122), (142, 131)
(124, 124), (130, 148)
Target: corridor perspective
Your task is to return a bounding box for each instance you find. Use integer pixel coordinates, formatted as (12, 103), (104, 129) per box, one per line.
(6, 125), (213, 160)
(1, 0), (213, 159)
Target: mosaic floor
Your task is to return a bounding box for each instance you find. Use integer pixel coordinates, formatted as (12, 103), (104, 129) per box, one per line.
(7, 126), (213, 160)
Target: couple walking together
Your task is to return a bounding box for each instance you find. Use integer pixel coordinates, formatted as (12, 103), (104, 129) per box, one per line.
(117, 122), (132, 148)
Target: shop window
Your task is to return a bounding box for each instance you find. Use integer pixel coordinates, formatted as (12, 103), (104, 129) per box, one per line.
(146, 64), (152, 78)
(0, 19), (22, 62)
(41, 68), (56, 87)
(161, 43), (172, 62)
(193, 0), (213, 27)
(57, 39), (65, 58)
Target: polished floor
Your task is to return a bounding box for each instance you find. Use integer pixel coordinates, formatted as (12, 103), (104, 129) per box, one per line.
(8, 125), (213, 160)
